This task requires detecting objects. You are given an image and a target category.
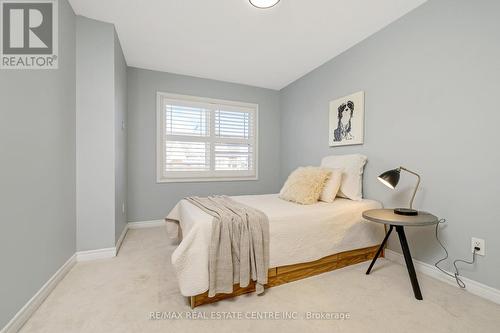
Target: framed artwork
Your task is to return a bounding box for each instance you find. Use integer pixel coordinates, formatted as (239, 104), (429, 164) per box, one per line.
(329, 91), (364, 147)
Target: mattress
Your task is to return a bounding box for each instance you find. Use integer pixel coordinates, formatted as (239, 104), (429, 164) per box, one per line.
(166, 194), (384, 296)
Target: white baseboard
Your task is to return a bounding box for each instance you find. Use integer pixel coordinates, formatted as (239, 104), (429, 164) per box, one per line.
(385, 249), (500, 305)
(2, 219), (166, 332)
(76, 247), (116, 261)
(0, 254), (76, 333)
(127, 219), (165, 229)
(115, 224), (129, 254)
(76, 220), (164, 261)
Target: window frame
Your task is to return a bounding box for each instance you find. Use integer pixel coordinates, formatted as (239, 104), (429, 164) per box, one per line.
(156, 92), (259, 183)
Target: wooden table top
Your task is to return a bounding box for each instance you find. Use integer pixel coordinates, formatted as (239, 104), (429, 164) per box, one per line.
(363, 209), (439, 226)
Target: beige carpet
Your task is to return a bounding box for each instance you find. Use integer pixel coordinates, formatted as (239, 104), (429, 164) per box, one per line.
(20, 227), (500, 333)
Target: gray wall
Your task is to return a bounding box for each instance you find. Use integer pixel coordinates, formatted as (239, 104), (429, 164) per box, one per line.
(76, 17), (116, 251)
(280, 0), (500, 289)
(0, 0), (76, 328)
(114, 31), (128, 242)
(127, 68), (281, 221)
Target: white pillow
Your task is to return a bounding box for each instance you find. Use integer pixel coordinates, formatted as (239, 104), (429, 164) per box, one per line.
(320, 154), (367, 201)
(319, 168), (343, 203)
(279, 167), (331, 205)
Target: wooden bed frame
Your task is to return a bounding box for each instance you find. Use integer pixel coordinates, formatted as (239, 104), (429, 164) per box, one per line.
(189, 244), (382, 308)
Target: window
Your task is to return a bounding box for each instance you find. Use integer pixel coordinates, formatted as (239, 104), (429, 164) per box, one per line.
(157, 92), (258, 182)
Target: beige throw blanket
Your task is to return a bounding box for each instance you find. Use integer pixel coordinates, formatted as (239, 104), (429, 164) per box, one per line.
(185, 196), (269, 297)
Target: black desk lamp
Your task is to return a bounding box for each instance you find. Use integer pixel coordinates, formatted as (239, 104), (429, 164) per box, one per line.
(378, 167), (420, 216)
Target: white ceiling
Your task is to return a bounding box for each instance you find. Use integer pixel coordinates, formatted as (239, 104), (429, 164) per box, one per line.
(69, 0), (427, 90)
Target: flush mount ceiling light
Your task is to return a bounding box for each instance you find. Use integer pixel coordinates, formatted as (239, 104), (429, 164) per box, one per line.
(249, 0), (280, 9)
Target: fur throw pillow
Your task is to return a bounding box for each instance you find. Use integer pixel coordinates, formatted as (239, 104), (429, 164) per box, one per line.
(279, 167), (331, 205)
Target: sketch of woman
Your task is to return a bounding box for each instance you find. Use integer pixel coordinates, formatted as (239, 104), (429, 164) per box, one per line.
(333, 101), (354, 142)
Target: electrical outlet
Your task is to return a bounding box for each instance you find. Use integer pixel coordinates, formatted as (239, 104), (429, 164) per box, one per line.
(122, 203), (125, 214)
(471, 237), (486, 256)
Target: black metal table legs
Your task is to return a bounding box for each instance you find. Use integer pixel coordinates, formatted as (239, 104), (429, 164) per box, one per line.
(366, 225), (393, 275)
(395, 225), (423, 300)
(366, 224), (423, 300)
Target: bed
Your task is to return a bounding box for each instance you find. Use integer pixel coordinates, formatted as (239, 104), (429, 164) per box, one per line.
(166, 193), (385, 307)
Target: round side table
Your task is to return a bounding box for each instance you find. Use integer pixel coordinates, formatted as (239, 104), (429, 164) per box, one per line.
(363, 209), (439, 300)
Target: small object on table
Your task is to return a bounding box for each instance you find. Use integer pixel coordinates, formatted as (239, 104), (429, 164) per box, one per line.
(377, 166), (421, 216)
(363, 209), (439, 300)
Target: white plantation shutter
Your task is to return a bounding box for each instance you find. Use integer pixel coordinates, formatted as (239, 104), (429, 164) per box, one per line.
(215, 109), (252, 139)
(166, 104), (209, 137)
(214, 107), (254, 172)
(214, 143), (253, 171)
(157, 93), (258, 182)
(165, 141), (210, 172)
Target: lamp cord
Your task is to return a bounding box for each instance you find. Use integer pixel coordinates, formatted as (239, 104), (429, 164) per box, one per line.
(434, 218), (477, 289)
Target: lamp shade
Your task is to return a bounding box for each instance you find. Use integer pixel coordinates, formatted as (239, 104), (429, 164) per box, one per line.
(378, 168), (401, 189)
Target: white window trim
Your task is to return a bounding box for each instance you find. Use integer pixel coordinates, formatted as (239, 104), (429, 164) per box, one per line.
(156, 92), (259, 183)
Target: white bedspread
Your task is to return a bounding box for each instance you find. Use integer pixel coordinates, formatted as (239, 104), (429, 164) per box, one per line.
(166, 194), (384, 296)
